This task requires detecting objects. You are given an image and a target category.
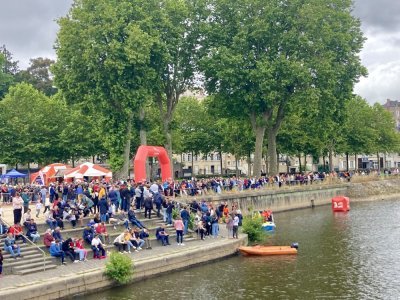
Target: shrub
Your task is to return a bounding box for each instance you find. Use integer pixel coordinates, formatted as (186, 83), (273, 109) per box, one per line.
(172, 207), (179, 220)
(188, 212), (195, 230)
(105, 252), (134, 284)
(241, 215), (266, 243)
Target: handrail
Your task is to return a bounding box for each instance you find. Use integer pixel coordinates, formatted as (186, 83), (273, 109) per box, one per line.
(0, 216), (47, 272)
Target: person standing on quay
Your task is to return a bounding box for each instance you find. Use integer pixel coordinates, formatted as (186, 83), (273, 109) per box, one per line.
(174, 216), (185, 246)
(12, 192), (23, 224)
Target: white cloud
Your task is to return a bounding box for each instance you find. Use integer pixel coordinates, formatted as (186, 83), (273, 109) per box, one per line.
(354, 30), (400, 104)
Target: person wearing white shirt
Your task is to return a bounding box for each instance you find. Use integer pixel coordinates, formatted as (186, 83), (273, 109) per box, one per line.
(91, 235), (106, 259)
(233, 214), (240, 239)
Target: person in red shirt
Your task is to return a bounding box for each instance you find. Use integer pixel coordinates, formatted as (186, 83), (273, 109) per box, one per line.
(74, 238), (88, 262)
(43, 229), (55, 248)
(95, 222), (110, 244)
(9, 222), (26, 243)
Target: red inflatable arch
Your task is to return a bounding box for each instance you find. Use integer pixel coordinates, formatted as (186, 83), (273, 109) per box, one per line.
(133, 145), (172, 182)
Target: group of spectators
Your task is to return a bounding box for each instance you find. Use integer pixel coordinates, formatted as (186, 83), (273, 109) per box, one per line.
(0, 171), (350, 208)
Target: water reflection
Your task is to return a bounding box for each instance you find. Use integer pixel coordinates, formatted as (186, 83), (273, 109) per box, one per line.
(80, 200), (400, 300)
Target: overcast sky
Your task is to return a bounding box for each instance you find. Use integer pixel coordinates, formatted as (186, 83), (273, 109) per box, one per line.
(0, 0), (399, 104)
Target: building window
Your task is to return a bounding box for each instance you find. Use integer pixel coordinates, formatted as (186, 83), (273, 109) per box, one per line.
(182, 154), (185, 162)
(228, 161), (231, 166)
(210, 154), (214, 161)
(195, 155), (198, 161)
(349, 160), (354, 169)
(216, 153), (221, 160)
(188, 153), (192, 161)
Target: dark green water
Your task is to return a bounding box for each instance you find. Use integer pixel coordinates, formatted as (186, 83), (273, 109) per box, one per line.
(83, 200), (400, 299)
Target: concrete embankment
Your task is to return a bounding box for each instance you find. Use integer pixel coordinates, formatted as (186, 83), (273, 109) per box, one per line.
(346, 178), (400, 202)
(201, 184), (348, 213)
(198, 178), (400, 213)
(0, 235), (247, 300)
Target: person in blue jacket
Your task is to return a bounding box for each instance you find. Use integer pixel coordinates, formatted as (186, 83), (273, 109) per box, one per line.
(49, 240), (66, 265)
(98, 197), (109, 222)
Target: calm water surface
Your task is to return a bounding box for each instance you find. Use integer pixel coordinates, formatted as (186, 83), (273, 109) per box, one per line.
(82, 200), (400, 299)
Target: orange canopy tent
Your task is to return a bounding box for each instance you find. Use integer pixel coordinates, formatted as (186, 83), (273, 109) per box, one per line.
(30, 163), (68, 185)
(64, 162), (112, 181)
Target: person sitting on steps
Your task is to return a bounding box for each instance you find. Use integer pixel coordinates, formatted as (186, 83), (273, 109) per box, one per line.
(49, 239), (66, 265)
(139, 228), (152, 249)
(113, 232), (127, 253)
(155, 224), (170, 246)
(74, 237), (88, 262)
(83, 226), (94, 245)
(43, 228), (55, 248)
(9, 222), (26, 244)
(3, 232), (21, 259)
(95, 221), (110, 245)
(128, 206), (145, 229)
(91, 234), (106, 259)
(26, 218), (40, 243)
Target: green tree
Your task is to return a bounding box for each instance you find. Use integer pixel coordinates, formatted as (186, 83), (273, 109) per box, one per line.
(15, 57), (57, 96)
(53, 0), (157, 176)
(150, 0), (205, 172)
(200, 0), (365, 176)
(0, 53), (15, 99)
(0, 83), (66, 166)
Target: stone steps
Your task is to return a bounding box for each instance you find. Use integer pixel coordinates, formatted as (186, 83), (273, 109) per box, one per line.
(14, 264), (58, 275)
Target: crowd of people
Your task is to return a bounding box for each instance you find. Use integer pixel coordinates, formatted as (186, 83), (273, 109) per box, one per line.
(0, 171), (357, 207)
(1, 170), (377, 273)
(0, 175), (248, 268)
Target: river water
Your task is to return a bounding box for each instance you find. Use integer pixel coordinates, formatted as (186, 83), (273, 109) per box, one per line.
(82, 199), (400, 300)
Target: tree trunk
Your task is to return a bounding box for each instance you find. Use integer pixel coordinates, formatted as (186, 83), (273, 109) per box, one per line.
(267, 128), (278, 175)
(322, 155), (326, 172)
(329, 150), (333, 172)
(346, 152), (349, 171)
(27, 162), (31, 178)
(235, 157), (239, 177)
(72, 156), (75, 168)
(162, 117), (173, 178)
(191, 151), (194, 176)
(377, 152), (380, 173)
(220, 151), (223, 175)
(138, 106), (150, 180)
(247, 151), (252, 176)
(253, 126), (266, 177)
(303, 154), (307, 172)
(383, 153), (386, 170)
(117, 115), (132, 179)
(92, 156), (95, 164)
(355, 154), (357, 170)
(298, 154), (302, 172)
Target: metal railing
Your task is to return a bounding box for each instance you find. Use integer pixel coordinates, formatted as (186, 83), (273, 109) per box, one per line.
(0, 216), (47, 272)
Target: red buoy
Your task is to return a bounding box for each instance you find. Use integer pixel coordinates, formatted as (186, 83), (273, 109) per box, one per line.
(332, 196), (350, 212)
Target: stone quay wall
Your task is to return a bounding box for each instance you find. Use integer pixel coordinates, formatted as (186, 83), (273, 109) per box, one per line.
(200, 185), (348, 214)
(197, 178), (400, 213)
